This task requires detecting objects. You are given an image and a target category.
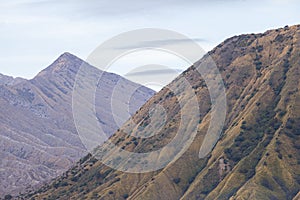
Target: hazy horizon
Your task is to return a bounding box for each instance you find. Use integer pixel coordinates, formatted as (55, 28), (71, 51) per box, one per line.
(1, 0), (300, 85)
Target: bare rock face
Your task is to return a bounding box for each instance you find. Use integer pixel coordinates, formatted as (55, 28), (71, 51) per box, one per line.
(0, 53), (155, 196)
(24, 25), (300, 200)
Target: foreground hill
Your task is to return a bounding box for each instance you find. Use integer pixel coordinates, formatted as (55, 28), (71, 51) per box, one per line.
(0, 53), (155, 197)
(22, 25), (300, 200)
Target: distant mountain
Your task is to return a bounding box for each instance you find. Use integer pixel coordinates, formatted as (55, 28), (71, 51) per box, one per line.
(0, 53), (155, 197)
(24, 25), (300, 200)
(0, 74), (25, 86)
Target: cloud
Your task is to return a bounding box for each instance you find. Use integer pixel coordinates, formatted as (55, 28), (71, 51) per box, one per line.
(125, 68), (182, 77)
(1, 0), (299, 81)
(12, 0), (242, 18)
(115, 38), (208, 50)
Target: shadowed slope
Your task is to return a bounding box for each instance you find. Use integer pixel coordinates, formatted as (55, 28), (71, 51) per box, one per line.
(0, 53), (155, 197)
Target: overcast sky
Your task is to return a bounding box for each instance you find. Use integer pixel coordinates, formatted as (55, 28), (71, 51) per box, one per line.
(0, 0), (299, 85)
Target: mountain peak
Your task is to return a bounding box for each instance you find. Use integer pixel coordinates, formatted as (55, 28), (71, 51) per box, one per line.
(0, 52), (155, 197)
(36, 52), (84, 78)
(58, 52), (79, 60)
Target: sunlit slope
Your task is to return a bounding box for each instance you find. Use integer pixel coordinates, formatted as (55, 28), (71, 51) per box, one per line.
(25, 25), (300, 200)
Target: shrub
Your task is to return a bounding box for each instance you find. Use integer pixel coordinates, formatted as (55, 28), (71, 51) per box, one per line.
(241, 124), (247, 130)
(173, 178), (181, 184)
(224, 148), (232, 155)
(278, 110), (286, 117)
(239, 168), (248, 174)
(235, 135), (245, 143)
(59, 181), (69, 187)
(261, 178), (273, 190)
(256, 65), (262, 70)
(4, 195), (13, 200)
(257, 45), (263, 53)
(286, 118), (294, 129)
(71, 176), (79, 182)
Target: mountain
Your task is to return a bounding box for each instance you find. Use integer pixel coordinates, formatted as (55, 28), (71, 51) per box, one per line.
(0, 53), (155, 197)
(19, 25), (300, 200)
(0, 74), (25, 86)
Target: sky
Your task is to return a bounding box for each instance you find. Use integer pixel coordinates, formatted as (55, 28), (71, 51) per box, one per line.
(0, 0), (299, 89)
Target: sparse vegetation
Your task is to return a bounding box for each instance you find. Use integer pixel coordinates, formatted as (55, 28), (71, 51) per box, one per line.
(18, 25), (300, 200)
(173, 178), (181, 184)
(4, 195), (13, 200)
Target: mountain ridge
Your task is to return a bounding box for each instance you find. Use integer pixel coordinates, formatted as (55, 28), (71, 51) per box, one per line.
(35, 52), (84, 78)
(21, 24), (300, 200)
(0, 53), (155, 197)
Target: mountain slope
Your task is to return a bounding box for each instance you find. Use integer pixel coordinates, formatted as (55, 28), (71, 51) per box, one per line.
(0, 53), (155, 197)
(22, 25), (300, 200)
(0, 74), (25, 86)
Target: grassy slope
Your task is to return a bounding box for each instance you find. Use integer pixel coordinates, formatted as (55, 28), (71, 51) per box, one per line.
(20, 25), (300, 200)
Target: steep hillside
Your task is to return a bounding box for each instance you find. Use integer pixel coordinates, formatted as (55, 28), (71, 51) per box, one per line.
(0, 53), (155, 197)
(22, 25), (300, 200)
